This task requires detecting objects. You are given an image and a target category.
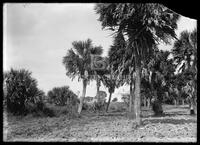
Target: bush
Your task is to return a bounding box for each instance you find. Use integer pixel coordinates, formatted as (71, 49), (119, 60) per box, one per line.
(82, 102), (89, 110)
(47, 86), (79, 118)
(47, 86), (78, 106)
(152, 99), (163, 116)
(112, 97), (118, 102)
(29, 101), (56, 117)
(109, 102), (127, 112)
(121, 94), (130, 107)
(41, 106), (55, 117)
(93, 101), (106, 112)
(110, 105), (117, 111)
(44, 103), (78, 118)
(82, 101), (106, 112)
(4, 68), (45, 115)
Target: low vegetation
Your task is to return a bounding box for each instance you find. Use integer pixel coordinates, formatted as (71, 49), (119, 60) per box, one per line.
(4, 104), (197, 142)
(3, 68), (79, 119)
(4, 68), (49, 116)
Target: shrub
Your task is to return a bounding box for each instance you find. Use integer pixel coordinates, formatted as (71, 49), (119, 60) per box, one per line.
(40, 105), (55, 117)
(44, 103), (78, 118)
(47, 86), (79, 117)
(109, 102), (126, 112)
(82, 102), (89, 110)
(121, 94), (130, 107)
(25, 100), (56, 117)
(4, 68), (45, 115)
(82, 100), (106, 112)
(112, 97), (118, 102)
(47, 86), (78, 106)
(109, 105), (117, 112)
(152, 99), (163, 116)
(93, 101), (106, 112)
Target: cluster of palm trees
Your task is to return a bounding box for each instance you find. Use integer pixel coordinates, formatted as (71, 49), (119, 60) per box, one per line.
(62, 3), (197, 126)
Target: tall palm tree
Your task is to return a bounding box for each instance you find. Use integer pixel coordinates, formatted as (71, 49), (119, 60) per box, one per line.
(95, 3), (179, 125)
(172, 29), (197, 114)
(63, 39), (103, 114)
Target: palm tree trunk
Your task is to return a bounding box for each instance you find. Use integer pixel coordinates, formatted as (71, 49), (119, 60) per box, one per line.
(78, 79), (87, 114)
(174, 99), (177, 106)
(177, 97), (180, 105)
(147, 97), (150, 108)
(182, 99), (184, 105)
(96, 80), (100, 102)
(129, 79), (133, 112)
(143, 96), (147, 107)
(187, 63), (196, 115)
(133, 63), (141, 125)
(129, 75), (135, 119)
(106, 92), (112, 112)
(96, 72), (100, 103)
(189, 95), (195, 115)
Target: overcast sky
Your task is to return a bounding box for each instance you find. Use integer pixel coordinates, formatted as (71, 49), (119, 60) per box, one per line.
(4, 3), (197, 101)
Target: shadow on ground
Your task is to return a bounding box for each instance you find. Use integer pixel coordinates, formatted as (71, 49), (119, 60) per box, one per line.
(143, 117), (196, 125)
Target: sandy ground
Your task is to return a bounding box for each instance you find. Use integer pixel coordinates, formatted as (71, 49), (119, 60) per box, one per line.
(4, 105), (197, 142)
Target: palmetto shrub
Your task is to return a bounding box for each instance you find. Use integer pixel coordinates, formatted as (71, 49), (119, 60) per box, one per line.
(47, 86), (78, 106)
(47, 86), (79, 117)
(4, 68), (46, 115)
(82, 100), (107, 112)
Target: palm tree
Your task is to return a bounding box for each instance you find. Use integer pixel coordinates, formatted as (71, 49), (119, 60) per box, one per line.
(108, 32), (136, 117)
(63, 39), (103, 114)
(101, 73), (118, 112)
(95, 3), (179, 125)
(147, 50), (177, 114)
(172, 29), (197, 114)
(172, 29), (197, 74)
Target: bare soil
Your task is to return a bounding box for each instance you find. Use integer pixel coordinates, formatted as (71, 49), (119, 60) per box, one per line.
(4, 104), (197, 142)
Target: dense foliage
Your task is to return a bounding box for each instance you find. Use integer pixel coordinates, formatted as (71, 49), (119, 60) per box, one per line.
(172, 29), (197, 114)
(47, 86), (78, 106)
(62, 39), (103, 81)
(4, 68), (45, 115)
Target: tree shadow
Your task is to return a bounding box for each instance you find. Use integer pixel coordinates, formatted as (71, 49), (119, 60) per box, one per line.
(142, 109), (191, 118)
(142, 111), (197, 125)
(143, 117), (196, 125)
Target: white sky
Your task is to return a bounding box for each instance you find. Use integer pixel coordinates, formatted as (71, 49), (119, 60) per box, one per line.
(4, 3), (197, 101)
